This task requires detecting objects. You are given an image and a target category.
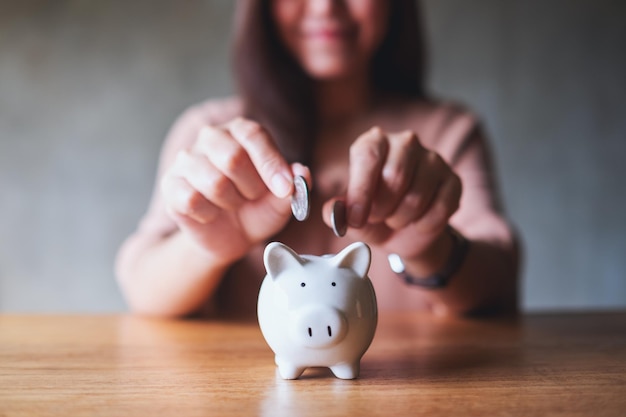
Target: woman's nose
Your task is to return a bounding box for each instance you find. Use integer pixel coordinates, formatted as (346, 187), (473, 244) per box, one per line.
(306, 0), (341, 17)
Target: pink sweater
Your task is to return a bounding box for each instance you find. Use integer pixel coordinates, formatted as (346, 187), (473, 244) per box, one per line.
(122, 97), (516, 318)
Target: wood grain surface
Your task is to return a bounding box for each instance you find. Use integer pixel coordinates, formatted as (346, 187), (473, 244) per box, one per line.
(1, 312), (625, 416)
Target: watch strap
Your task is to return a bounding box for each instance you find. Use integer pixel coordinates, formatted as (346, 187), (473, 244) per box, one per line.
(388, 227), (470, 289)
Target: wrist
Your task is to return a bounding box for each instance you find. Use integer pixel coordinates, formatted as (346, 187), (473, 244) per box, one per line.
(401, 228), (455, 276)
(388, 226), (470, 289)
(173, 232), (237, 271)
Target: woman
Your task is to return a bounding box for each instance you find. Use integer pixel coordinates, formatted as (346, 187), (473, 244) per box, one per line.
(116, 0), (519, 319)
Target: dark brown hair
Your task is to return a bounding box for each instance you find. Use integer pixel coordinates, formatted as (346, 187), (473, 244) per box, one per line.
(233, 0), (428, 164)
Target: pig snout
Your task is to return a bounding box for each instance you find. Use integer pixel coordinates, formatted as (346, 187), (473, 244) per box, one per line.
(290, 305), (348, 349)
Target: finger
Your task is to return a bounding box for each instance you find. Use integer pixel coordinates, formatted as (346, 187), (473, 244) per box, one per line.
(411, 171), (462, 235)
(165, 204), (210, 233)
(227, 118), (293, 198)
(291, 162), (312, 189)
(346, 127), (389, 228)
(195, 126), (266, 200)
(161, 174), (219, 224)
(369, 130), (421, 223)
(385, 151), (443, 230)
(322, 197), (394, 244)
(172, 150), (245, 211)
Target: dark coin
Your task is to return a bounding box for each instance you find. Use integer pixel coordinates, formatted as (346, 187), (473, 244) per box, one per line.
(331, 200), (347, 237)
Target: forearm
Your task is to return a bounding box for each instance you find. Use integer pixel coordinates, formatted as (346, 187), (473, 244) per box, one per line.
(431, 237), (519, 316)
(403, 225), (520, 316)
(115, 231), (231, 318)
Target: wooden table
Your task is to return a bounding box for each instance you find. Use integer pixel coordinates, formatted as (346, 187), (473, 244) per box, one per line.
(1, 312), (625, 416)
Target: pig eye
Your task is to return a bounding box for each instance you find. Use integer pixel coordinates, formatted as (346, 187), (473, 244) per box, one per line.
(331, 282), (336, 287)
(300, 282), (306, 287)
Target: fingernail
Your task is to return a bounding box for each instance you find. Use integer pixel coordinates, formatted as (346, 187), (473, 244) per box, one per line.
(348, 204), (365, 227)
(271, 172), (292, 198)
(187, 210), (208, 224)
(291, 162), (309, 178)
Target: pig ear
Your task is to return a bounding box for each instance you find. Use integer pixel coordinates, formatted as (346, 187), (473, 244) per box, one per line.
(331, 241), (371, 278)
(264, 242), (306, 281)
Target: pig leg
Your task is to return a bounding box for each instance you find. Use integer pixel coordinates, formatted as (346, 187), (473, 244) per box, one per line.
(330, 361), (360, 379)
(275, 356), (305, 379)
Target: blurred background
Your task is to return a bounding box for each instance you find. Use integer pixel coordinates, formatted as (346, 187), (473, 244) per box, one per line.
(1, 0), (624, 313)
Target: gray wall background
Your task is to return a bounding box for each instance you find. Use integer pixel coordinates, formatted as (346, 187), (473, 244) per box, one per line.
(1, 0), (624, 313)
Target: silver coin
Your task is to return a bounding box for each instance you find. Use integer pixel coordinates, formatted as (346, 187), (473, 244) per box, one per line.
(331, 200), (347, 237)
(291, 175), (310, 221)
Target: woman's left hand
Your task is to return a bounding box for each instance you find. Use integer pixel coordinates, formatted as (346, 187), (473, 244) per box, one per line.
(324, 126), (462, 263)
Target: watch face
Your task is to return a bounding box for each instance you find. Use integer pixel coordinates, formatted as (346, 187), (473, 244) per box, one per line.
(387, 253), (405, 274)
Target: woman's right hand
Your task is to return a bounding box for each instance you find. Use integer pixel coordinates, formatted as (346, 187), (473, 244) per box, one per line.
(160, 117), (310, 265)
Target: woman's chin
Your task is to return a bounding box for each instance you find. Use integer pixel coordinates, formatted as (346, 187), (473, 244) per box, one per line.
(303, 60), (360, 81)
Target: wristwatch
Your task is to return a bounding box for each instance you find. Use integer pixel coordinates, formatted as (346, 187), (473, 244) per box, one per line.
(387, 227), (470, 289)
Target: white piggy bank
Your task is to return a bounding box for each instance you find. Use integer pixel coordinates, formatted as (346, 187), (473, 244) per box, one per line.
(257, 241), (378, 380)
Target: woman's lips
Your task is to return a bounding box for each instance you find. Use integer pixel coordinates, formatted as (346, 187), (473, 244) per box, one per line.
(302, 25), (355, 46)
(305, 28), (344, 40)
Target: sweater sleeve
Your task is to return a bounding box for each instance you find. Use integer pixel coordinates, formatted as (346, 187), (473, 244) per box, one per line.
(418, 103), (515, 247)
